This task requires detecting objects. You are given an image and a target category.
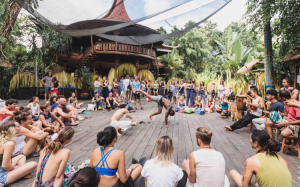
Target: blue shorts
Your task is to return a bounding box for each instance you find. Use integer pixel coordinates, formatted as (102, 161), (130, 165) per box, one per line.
(0, 166), (8, 183)
(45, 87), (51, 92)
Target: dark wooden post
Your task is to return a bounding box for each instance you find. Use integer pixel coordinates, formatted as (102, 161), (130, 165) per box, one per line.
(135, 58), (140, 72)
(90, 35), (94, 51)
(115, 56), (120, 70)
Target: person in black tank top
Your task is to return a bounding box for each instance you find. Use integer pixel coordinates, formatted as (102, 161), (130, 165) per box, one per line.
(281, 77), (299, 100)
(106, 92), (120, 111)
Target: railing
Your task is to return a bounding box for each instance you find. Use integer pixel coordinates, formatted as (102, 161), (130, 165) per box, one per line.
(78, 46), (93, 66)
(94, 42), (156, 59)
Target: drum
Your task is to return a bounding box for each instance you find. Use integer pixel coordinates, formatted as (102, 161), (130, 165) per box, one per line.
(236, 95), (247, 110)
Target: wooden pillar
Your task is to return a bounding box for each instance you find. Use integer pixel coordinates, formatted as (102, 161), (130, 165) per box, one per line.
(115, 56), (120, 70)
(90, 35), (94, 51)
(92, 64), (95, 72)
(99, 63), (103, 77)
(64, 63), (67, 72)
(135, 58), (140, 72)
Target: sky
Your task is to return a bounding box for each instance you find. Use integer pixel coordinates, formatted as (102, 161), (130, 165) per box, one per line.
(23, 0), (248, 33)
(209, 0), (248, 31)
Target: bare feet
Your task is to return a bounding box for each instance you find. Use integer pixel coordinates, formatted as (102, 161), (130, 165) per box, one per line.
(165, 125), (171, 128)
(77, 116), (84, 121)
(24, 173), (33, 179)
(290, 142), (298, 149)
(94, 109), (97, 111)
(224, 126), (232, 131)
(117, 132), (121, 137)
(132, 122), (137, 126)
(148, 115), (152, 121)
(71, 121), (79, 126)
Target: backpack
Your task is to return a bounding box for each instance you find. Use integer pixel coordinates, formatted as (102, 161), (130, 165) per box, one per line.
(175, 106), (181, 112)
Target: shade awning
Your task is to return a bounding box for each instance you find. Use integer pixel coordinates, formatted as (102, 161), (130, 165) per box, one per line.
(237, 59), (261, 74)
(278, 48), (300, 63)
(0, 58), (12, 68)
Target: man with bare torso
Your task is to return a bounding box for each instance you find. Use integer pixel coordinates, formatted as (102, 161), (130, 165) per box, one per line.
(52, 98), (79, 126)
(135, 89), (175, 128)
(110, 104), (137, 136)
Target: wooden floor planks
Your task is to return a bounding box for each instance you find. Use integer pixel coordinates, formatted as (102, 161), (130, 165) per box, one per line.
(11, 99), (300, 187)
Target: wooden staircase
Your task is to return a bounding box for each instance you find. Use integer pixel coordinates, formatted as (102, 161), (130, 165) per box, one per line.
(78, 47), (97, 67)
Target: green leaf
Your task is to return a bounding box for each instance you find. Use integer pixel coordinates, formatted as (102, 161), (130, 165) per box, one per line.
(0, 36), (7, 43)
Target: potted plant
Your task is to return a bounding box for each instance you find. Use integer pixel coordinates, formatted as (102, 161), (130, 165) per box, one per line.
(78, 66), (95, 99)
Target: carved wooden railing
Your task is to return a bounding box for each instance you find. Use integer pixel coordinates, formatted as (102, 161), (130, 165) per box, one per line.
(94, 42), (156, 59)
(77, 46), (93, 67)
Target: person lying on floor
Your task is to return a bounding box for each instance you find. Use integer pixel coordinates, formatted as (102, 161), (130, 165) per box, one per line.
(230, 129), (292, 187)
(265, 90), (300, 149)
(141, 135), (187, 187)
(110, 104), (137, 136)
(90, 127), (142, 187)
(39, 103), (65, 133)
(225, 89), (264, 131)
(252, 89), (284, 130)
(135, 89), (175, 128)
(52, 98), (79, 126)
(182, 127), (228, 187)
(33, 127), (76, 186)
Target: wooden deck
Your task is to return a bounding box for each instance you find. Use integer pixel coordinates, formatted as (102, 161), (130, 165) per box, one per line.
(12, 99), (300, 187)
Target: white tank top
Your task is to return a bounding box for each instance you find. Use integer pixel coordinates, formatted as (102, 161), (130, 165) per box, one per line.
(192, 149), (225, 187)
(13, 135), (26, 154)
(30, 103), (39, 115)
(252, 97), (263, 117)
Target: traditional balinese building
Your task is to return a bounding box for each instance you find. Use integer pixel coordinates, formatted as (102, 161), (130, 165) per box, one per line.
(55, 0), (176, 80)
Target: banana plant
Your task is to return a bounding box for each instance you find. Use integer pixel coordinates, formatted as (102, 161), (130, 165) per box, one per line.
(158, 50), (185, 80)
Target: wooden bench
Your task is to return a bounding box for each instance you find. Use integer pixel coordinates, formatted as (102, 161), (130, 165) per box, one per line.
(281, 131), (300, 159)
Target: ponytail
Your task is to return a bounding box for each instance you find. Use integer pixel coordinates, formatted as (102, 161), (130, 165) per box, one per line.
(252, 129), (280, 158)
(68, 167), (99, 187)
(44, 127), (75, 154)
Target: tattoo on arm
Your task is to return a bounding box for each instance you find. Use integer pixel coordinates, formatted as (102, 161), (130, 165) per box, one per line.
(242, 160), (247, 182)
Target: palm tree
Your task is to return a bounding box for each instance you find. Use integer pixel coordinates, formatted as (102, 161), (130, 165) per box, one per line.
(158, 50), (185, 80)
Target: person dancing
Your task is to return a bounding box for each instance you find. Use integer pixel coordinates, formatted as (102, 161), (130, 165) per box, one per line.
(135, 89), (175, 128)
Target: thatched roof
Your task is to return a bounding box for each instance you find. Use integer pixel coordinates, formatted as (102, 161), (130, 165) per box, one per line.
(279, 48), (300, 63)
(0, 58), (12, 68)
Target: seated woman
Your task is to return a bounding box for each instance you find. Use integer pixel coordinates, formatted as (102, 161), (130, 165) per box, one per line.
(92, 92), (105, 111)
(115, 93), (121, 104)
(68, 92), (83, 109)
(68, 167), (100, 187)
(33, 127), (76, 186)
(0, 121), (37, 185)
(215, 95), (230, 117)
(106, 92), (120, 111)
(176, 96), (186, 112)
(14, 111), (49, 157)
(141, 136), (187, 187)
(230, 129), (292, 187)
(49, 96), (57, 107)
(39, 103), (64, 133)
(27, 96), (40, 118)
(90, 127), (142, 187)
(205, 95), (215, 113)
(193, 96), (205, 114)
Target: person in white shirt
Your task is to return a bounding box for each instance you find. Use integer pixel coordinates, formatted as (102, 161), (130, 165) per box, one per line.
(182, 127), (229, 187)
(141, 136), (187, 187)
(123, 75), (131, 103)
(218, 80), (226, 97)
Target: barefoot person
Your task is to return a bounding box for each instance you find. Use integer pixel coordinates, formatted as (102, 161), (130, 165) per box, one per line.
(52, 98), (79, 126)
(39, 103), (65, 133)
(0, 121), (37, 185)
(225, 89), (264, 131)
(90, 127), (142, 187)
(110, 104), (137, 136)
(33, 127), (76, 187)
(281, 77), (299, 100)
(230, 129), (292, 187)
(135, 89), (175, 128)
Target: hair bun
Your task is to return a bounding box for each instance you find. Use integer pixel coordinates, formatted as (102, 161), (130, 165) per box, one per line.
(267, 139), (280, 152)
(206, 131), (213, 139)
